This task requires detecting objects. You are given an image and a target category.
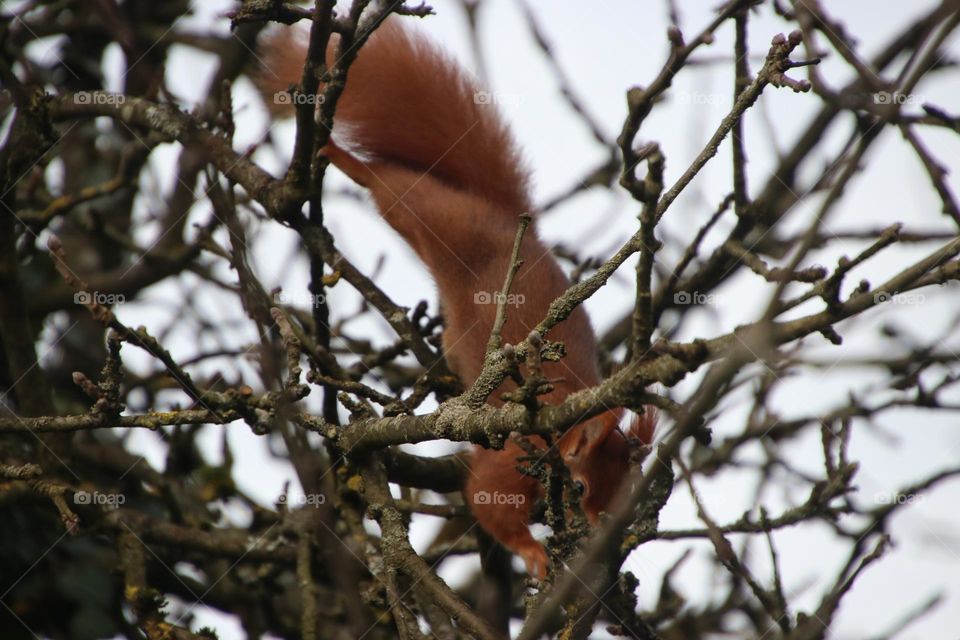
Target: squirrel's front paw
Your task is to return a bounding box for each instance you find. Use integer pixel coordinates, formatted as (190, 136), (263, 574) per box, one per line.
(519, 543), (549, 581)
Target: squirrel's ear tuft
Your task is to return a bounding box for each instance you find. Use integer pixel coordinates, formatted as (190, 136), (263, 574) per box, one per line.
(561, 410), (622, 460)
(586, 410), (622, 446)
(629, 407), (657, 445)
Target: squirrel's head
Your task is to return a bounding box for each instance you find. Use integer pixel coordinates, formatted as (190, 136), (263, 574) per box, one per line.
(557, 408), (656, 521)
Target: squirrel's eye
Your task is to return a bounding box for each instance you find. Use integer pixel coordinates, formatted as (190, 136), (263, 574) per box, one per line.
(573, 480), (586, 495)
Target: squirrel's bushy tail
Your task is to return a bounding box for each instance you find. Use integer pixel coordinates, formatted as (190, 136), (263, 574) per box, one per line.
(257, 19), (531, 213)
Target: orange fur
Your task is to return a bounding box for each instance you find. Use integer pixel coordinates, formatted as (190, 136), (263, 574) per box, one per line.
(258, 18), (655, 579)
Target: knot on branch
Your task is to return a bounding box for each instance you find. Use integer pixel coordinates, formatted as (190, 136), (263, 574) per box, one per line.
(666, 25), (684, 48)
(764, 30), (816, 92)
(651, 338), (710, 369)
(271, 307), (310, 400)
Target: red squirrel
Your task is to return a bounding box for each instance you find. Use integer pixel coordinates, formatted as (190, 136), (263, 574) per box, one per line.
(258, 18), (655, 579)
